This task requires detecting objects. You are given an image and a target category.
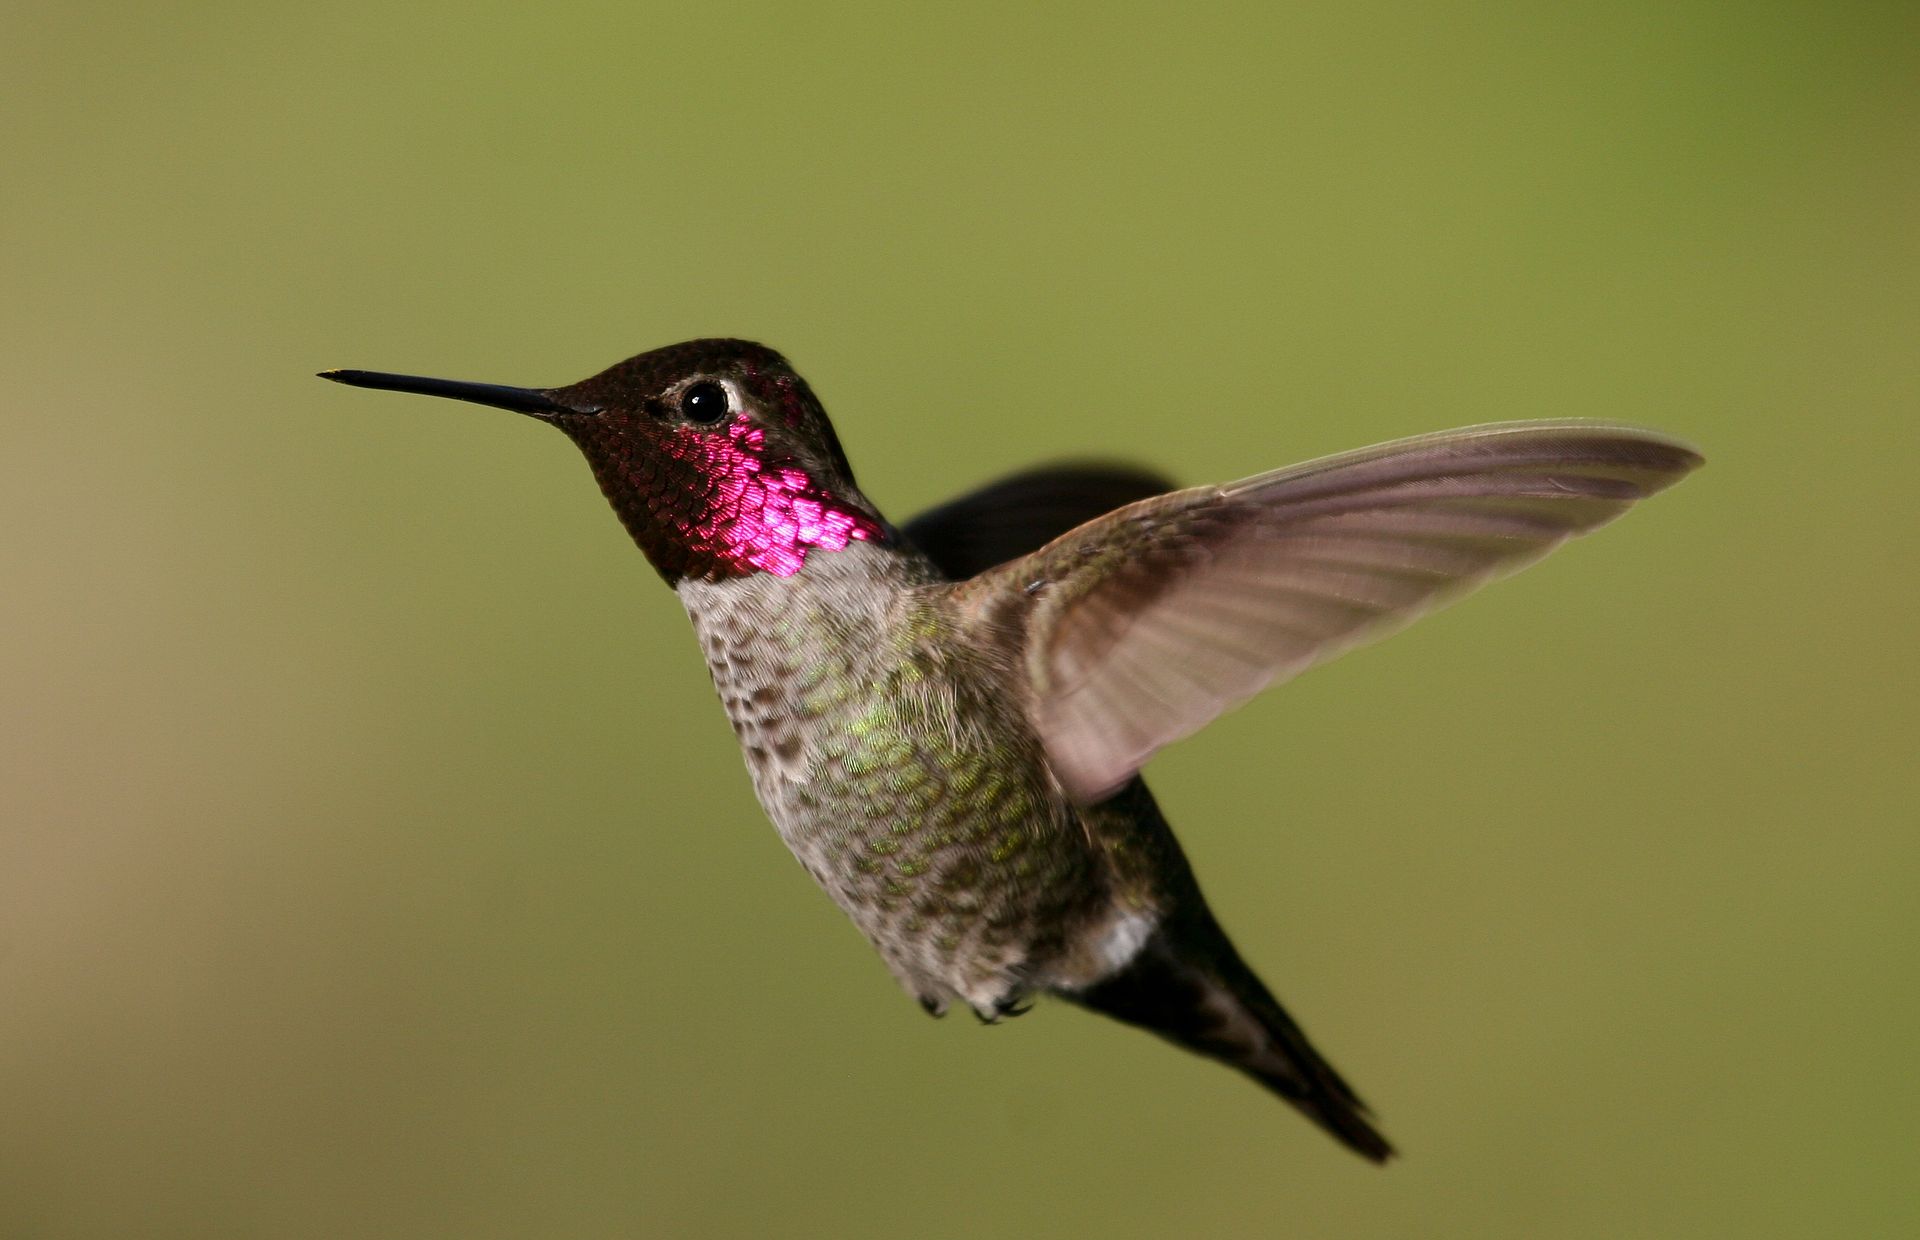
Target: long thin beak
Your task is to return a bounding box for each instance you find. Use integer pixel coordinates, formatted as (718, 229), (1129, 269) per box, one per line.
(317, 369), (596, 418)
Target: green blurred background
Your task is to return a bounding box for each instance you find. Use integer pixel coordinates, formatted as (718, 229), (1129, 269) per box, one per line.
(5, 3), (1916, 1237)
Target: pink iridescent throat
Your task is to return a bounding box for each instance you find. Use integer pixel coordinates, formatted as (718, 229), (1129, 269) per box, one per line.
(653, 421), (885, 579)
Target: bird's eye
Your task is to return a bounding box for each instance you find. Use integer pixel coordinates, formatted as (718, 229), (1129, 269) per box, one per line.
(680, 381), (729, 424)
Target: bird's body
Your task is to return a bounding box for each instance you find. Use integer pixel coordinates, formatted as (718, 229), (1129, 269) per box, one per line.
(323, 338), (1702, 1162)
(681, 540), (1391, 1155)
(682, 544), (1110, 1013)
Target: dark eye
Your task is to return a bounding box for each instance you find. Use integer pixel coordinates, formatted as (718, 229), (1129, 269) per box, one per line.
(680, 381), (729, 424)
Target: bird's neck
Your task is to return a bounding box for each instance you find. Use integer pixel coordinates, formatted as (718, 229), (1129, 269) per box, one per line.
(676, 536), (940, 640)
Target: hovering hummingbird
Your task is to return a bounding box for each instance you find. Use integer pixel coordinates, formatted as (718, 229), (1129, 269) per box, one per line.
(322, 339), (1701, 1161)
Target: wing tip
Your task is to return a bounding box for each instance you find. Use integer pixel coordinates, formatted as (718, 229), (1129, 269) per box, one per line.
(1463, 419), (1706, 477)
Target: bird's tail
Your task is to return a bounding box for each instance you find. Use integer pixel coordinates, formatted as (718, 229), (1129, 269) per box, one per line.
(1066, 926), (1394, 1162)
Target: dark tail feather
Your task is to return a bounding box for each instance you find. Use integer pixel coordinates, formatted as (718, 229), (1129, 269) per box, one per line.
(1066, 932), (1394, 1163)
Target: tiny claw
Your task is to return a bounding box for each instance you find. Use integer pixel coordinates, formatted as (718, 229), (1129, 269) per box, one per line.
(972, 995), (1033, 1024)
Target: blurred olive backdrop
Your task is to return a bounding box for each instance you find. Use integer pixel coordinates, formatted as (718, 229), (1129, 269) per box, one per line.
(5, 3), (1916, 1238)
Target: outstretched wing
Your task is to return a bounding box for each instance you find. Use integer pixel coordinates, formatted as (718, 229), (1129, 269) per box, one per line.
(958, 421), (1703, 802)
(902, 463), (1176, 581)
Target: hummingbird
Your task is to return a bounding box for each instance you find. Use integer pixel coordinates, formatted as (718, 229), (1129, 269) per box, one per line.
(322, 339), (1701, 1161)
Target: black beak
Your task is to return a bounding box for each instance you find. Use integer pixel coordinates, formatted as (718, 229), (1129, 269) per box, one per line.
(318, 369), (596, 419)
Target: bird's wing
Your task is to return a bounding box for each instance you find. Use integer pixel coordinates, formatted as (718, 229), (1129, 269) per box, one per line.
(901, 463), (1176, 581)
(956, 421), (1703, 803)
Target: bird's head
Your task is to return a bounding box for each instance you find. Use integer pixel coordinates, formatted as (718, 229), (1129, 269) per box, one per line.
(324, 338), (888, 583)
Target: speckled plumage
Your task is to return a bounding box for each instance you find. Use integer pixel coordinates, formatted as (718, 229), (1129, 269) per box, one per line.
(324, 337), (1703, 1163)
(683, 545), (1117, 1014)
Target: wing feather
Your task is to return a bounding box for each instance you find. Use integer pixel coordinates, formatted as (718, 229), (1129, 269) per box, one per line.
(901, 462), (1176, 580)
(959, 421), (1703, 802)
